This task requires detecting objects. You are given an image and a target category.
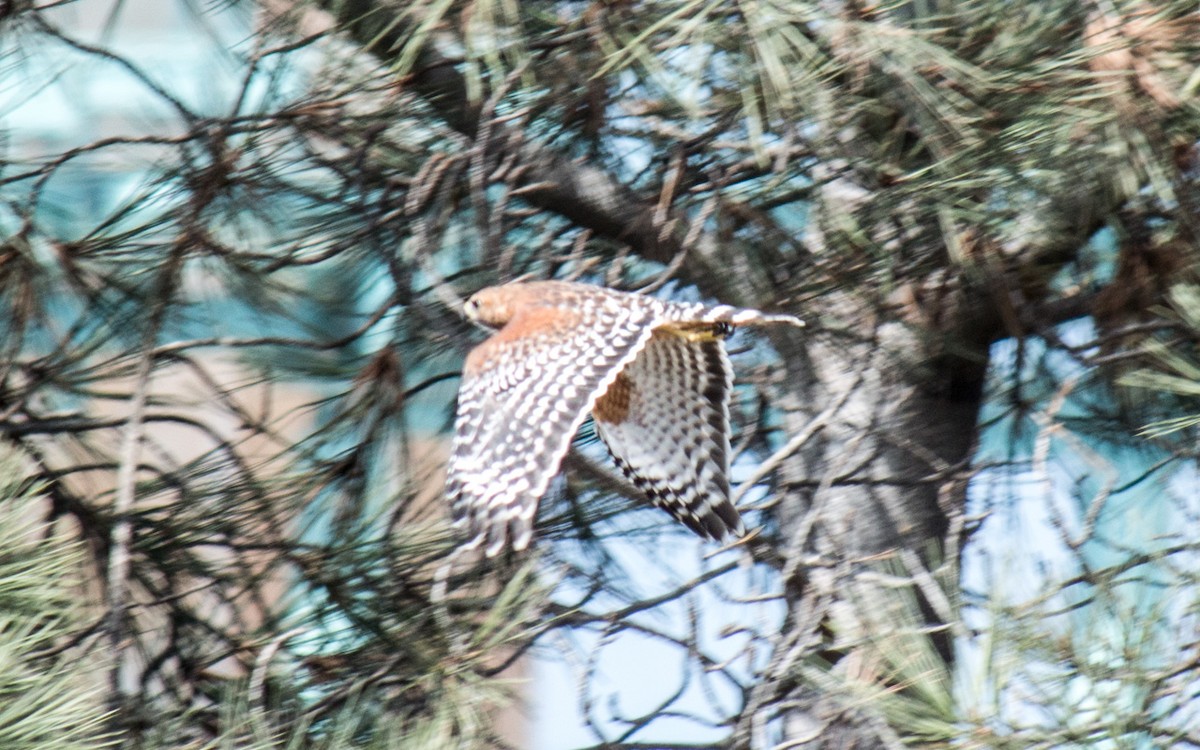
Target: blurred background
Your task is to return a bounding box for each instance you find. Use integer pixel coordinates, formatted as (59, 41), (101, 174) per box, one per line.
(2, 1), (1200, 748)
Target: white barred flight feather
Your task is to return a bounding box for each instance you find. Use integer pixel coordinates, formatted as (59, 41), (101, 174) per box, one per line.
(446, 280), (803, 555)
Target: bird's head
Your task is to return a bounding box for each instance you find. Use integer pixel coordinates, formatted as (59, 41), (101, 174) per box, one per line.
(463, 285), (515, 330)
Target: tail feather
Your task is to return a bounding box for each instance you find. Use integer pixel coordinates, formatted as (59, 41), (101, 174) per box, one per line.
(701, 305), (804, 328)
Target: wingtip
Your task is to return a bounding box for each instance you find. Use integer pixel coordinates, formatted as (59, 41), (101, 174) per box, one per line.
(484, 533), (506, 558)
(460, 531), (486, 553)
(710, 526), (760, 557)
(511, 520), (534, 553)
(478, 518), (534, 558)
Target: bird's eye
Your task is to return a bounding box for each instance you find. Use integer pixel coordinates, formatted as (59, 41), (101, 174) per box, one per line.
(464, 298), (480, 317)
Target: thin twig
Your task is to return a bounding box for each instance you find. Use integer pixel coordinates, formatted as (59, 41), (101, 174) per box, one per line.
(105, 246), (186, 714)
(734, 372), (860, 507)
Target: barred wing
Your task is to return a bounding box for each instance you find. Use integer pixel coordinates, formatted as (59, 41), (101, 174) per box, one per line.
(447, 304), (658, 555)
(592, 328), (744, 541)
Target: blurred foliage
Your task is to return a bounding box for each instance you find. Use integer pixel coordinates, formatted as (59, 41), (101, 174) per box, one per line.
(0, 449), (112, 749)
(1, 0), (1199, 747)
(1121, 283), (1200, 436)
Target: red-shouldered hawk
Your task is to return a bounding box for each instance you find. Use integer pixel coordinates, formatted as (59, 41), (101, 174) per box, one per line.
(446, 280), (803, 556)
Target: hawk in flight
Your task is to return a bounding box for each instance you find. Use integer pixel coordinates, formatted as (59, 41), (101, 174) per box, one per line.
(446, 280), (803, 556)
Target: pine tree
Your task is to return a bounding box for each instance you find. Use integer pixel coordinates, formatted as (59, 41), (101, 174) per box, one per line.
(0, 449), (112, 749)
(2, 0), (1199, 746)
